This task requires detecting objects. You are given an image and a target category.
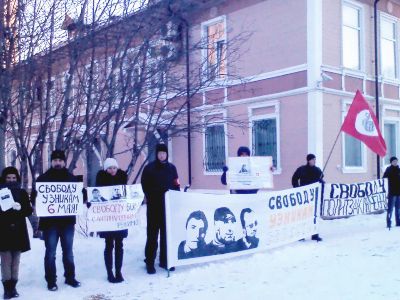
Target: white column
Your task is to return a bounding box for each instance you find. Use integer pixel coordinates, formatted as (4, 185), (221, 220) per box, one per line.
(307, 0), (324, 163)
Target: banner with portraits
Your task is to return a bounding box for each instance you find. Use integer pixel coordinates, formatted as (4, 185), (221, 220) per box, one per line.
(86, 184), (144, 232)
(321, 179), (388, 219)
(0, 188), (15, 211)
(165, 183), (319, 268)
(227, 156), (273, 189)
(36, 182), (84, 217)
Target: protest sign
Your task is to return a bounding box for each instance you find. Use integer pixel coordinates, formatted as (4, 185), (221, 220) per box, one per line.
(87, 184), (143, 232)
(0, 188), (15, 211)
(322, 179), (388, 219)
(36, 182), (84, 217)
(165, 183), (319, 269)
(227, 156), (273, 189)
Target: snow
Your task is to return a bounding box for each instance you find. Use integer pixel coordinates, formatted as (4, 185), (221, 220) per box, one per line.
(15, 205), (399, 300)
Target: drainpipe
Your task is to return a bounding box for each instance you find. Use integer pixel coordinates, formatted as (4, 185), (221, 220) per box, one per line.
(374, 0), (381, 179)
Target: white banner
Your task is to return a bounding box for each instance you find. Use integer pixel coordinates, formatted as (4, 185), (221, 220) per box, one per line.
(165, 183), (319, 268)
(322, 179), (388, 219)
(227, 156), (273, 189)
(86, 184), (143, 232)
(36, 182), (84, 217)
(0, 188), (15, 211)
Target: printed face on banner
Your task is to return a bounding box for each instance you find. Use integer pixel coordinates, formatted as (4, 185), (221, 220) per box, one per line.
(89, 185), (126, 202)
(185, 218), (206, 249)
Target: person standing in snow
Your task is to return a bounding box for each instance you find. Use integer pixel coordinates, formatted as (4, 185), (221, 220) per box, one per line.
(141, 143), (180, 274)
(383, 156), (400, 228)
(0, 167), (33, 299)
(292, 153), (324, 242)
(95, 158), (128, 283)
(32, 150), (81, 291)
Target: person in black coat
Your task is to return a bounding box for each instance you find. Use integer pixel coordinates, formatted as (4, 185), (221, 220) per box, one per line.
(141, 143), (180, 274)
(292, 154), (324, 242)
(0, 167), (33, 299)
(95, 158), (128, 283)
(383, 156), (400, 228)
(221, 146), (259, 194)
(31, 150), (81, 291)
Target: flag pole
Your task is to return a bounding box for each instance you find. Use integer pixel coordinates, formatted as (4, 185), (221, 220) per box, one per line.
(322, 129), (342, 174)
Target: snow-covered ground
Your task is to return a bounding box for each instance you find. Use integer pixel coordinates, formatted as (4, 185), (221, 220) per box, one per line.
(15, 205), (399, 300)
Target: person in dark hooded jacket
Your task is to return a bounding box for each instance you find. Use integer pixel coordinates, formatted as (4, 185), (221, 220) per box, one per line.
(31, 150), (81, 291)
(0, 167), (33, 299)
(95, 158), (128, 283)
(292, 154), (324, 242)
(383, 156), (400, 228)
(141, 143), (180, 274)
(221, 146), (259, 194)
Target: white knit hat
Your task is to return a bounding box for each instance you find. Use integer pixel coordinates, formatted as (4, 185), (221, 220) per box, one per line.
(103, 158), (119, 170)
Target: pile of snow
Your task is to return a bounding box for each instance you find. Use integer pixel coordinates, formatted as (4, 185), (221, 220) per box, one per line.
(15, 205), (399, 300)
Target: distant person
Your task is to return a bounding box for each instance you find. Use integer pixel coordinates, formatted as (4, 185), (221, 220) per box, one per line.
(221, 146), (258, 194)
(0, 167), (33, 299)
(292, 153), (324, 242)
(383, 156), (400, 229)
(91, 188), (107, 202)
(237, 208), (259, 250)
(95, 158), (128, 283)
(205, 207), (238, 255)
(178, 211), (208, 259)
(141, 143), (180, 274)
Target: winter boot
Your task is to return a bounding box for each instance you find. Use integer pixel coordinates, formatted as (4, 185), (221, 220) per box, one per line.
(2, 281), (12, 299)
(311, 234), (323, 242)
(9, 280), (19, 298)
(105, 248), (116, 283)
(146, 263), (156, 274)
(115, 247), (124, 283)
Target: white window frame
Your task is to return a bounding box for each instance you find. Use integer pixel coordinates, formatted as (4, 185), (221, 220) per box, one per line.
(201, 15), (227, 83)
(379, 13), (398, 80)
(382, 105), (400, 169)
(248, 101), (281, 174)
(202, 110), (228, 175)
(383, 120), (399, 166)
(341, 99), (367, 173)
(341, 1), (364, 71)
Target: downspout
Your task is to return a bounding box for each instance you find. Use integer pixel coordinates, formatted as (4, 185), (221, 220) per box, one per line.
(374, 0), (381, 179)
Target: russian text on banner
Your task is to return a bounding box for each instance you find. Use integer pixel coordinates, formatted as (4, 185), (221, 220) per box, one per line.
(86, 184), (143, 232)
(227, 156), (273, 189)
(322, 179), (388, 219)
(36, 182), (84, 217)
(165, 182), (320, 269)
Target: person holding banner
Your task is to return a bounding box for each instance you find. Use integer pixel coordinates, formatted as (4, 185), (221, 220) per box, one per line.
(383, 156), (400, 228)
(141, 143), (180, 274)
(95, 158), (128, 283)
(0, 167), (33, 299)
(292, 154), (324, 242)
(32, 150), (81, 291)
(221, 146), (258, 194)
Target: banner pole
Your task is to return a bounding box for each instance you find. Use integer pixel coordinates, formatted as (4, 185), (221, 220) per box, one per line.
(322, 130), (342, 174)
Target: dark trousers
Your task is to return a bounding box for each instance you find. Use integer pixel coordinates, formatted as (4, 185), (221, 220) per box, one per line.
(387, 195), (400, 227)
(43, 224), (75, 284)
(104, 237), (124, 275)
(145, 208), (167, 266)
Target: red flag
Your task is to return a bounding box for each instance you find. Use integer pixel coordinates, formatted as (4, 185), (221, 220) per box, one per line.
(341, 90), (387, 157)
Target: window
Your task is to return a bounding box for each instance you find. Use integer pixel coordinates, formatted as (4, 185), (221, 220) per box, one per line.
(252, 119), (277, 167)
(380, 17), (397, 78)
(344, 135), (363, 167)
(204, 125), (225, 172)
(204, 19), (226, 80)
(342, 3), (361, 70)
(384, 122), (398, 164)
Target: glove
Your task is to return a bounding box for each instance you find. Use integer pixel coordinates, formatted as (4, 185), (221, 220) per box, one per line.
(12, 202), (21, 211)
(222, 166), (229, 172)
(86, 202), (92, 208)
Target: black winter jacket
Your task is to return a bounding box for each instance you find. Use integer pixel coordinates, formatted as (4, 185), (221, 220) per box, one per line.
(383, 165), (400, 196)
(292, 164), (324, 188)
(33, 168), (79, 230)
(95, 169), (128, 239)
(0, 182), (33, 252)
(141, 160), (180, 212)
